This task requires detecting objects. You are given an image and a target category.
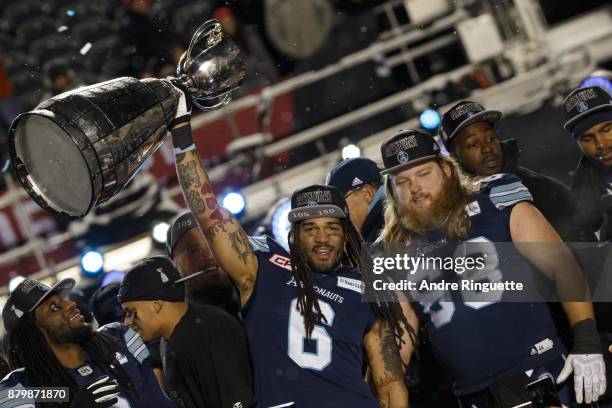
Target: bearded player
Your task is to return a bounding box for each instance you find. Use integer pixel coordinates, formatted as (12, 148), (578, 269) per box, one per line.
(166, 82), (414, 407)
(379, 129), (605, 407)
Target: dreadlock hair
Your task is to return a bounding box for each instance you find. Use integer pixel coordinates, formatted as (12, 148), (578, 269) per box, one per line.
(6, 314), (136, 408)
(381, 155), (479, 243)
(288, 217), (417, 352)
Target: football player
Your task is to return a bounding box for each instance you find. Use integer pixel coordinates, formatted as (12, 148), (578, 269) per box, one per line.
(379, 129), (605, 407)
(167, 82), (414, 407)
(0, 278), (174, 408)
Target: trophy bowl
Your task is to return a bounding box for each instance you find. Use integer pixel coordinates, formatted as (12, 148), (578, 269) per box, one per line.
(8, 20), (247, 219)
(177, 20), (246, 110)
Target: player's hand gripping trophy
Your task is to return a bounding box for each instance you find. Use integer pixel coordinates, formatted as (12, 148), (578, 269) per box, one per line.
(8, 20), (246, 219)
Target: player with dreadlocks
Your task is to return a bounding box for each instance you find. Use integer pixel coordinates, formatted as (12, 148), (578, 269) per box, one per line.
(0, 278), (174, 408)
(169, 80), (412, 407)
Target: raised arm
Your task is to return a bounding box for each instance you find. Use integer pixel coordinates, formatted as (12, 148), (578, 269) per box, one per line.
(364, 320), (409, 408)
(169, 84), (257, 305)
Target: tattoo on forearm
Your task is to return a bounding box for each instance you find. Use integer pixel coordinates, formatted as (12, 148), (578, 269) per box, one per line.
(176, 152), (187, 163)
(178, 161), (201, 189)
(380, 328), (404, 380)
(187, 190), (206, 214)
(203, 217), (235, 241)
(229, 229), (251, 265)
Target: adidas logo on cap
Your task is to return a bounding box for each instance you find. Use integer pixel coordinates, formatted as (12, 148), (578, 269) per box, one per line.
(351, 177), (363, 187)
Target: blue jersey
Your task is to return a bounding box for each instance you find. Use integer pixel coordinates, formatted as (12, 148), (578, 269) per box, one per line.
(0, 323), (174, 408)
(411, 174), (564, 396)
(243, 236), (380, 408)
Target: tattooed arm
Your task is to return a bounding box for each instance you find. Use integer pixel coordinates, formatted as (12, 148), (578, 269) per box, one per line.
(364, 321), (409, 408)
(171, 122), (258, 305)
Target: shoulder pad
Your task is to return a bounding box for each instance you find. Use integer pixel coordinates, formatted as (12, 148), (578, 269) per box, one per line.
(481, 173), (532, 210)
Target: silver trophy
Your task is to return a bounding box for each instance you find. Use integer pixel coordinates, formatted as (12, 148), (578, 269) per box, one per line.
(8, 20), (245, 219)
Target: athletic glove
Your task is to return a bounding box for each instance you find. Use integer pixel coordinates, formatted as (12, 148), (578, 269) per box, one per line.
(557, 319), (607, 404)
(70, 375), (120, 408)
(169, 79), (193, 129)
(167, 79), (195, 154)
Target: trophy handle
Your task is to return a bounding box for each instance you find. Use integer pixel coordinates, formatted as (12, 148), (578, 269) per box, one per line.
(193, 92), (232, 111)
(184, 20), (223, 72)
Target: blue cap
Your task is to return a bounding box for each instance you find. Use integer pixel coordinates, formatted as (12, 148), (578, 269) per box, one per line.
(325, 158), (382, 196)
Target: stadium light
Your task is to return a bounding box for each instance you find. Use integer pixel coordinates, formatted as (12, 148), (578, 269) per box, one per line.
(419, 109), (441, 130)
(81, 250), (104, 276)
(270, 198), (292, 251)
(341, 144), (361, 160)
(152, 221), (170, 244)
(8, 276), (26, 292)
(222, 191), (246, 216)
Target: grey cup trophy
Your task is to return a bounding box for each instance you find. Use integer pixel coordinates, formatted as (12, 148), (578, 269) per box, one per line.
(8, 20), (245, 220)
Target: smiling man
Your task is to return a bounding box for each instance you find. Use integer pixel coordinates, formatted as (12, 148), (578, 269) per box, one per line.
(562, 86), (612, 241)
(167, 80), (413, 407)
(118, 255), (255, 408)
(0, 278), (174, 408)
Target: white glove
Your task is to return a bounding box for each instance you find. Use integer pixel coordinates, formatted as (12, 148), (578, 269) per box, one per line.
(557, 354), (606, 404)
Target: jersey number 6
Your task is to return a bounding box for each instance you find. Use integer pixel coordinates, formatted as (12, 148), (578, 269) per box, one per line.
(288, 298), (335, 371)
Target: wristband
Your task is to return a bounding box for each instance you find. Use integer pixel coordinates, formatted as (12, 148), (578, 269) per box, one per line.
(572, 318), (601, 354)
(171, 123), (195, 152)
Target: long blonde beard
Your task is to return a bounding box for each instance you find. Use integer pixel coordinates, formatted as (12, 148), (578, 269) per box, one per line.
(397, 173), (463, 235)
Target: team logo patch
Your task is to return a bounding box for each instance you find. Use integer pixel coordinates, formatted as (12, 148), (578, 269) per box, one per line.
(115, 352), (128, 365)
(466, 201), (481, 216)
(157, 267), (169, 283)
(233, 403), (243, 408)
(77, 365), (93, 376)
(577, 101), (589, 113)
(11, 304), (23, 318)
(396, 150), (410, 164)
(269, 254), (292, 271)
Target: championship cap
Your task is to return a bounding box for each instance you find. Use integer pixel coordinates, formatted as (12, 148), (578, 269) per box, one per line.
(2, 278), (75, 333)
(561, 86), (612, 138)
(440, 101), (502, 145)
(288, 185), (349, 224)
(166, 212), (198, 258)
(325, 157), (382, 196)
(380, 129), (440, 175)
(118, 256), (187, 303)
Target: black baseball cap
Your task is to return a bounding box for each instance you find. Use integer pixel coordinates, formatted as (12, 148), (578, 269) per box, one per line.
(118, 256), (186, 304)
(89, 283), (124, 326)
(2, 278), (75, 333)
(562, 86), (612, 137)
(380, 129), (441, 175)
(167, 212), (198, 258)
(440, 101), (502, 146)
(325, 158), (382, 196)
(288, 184), (349, 224)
